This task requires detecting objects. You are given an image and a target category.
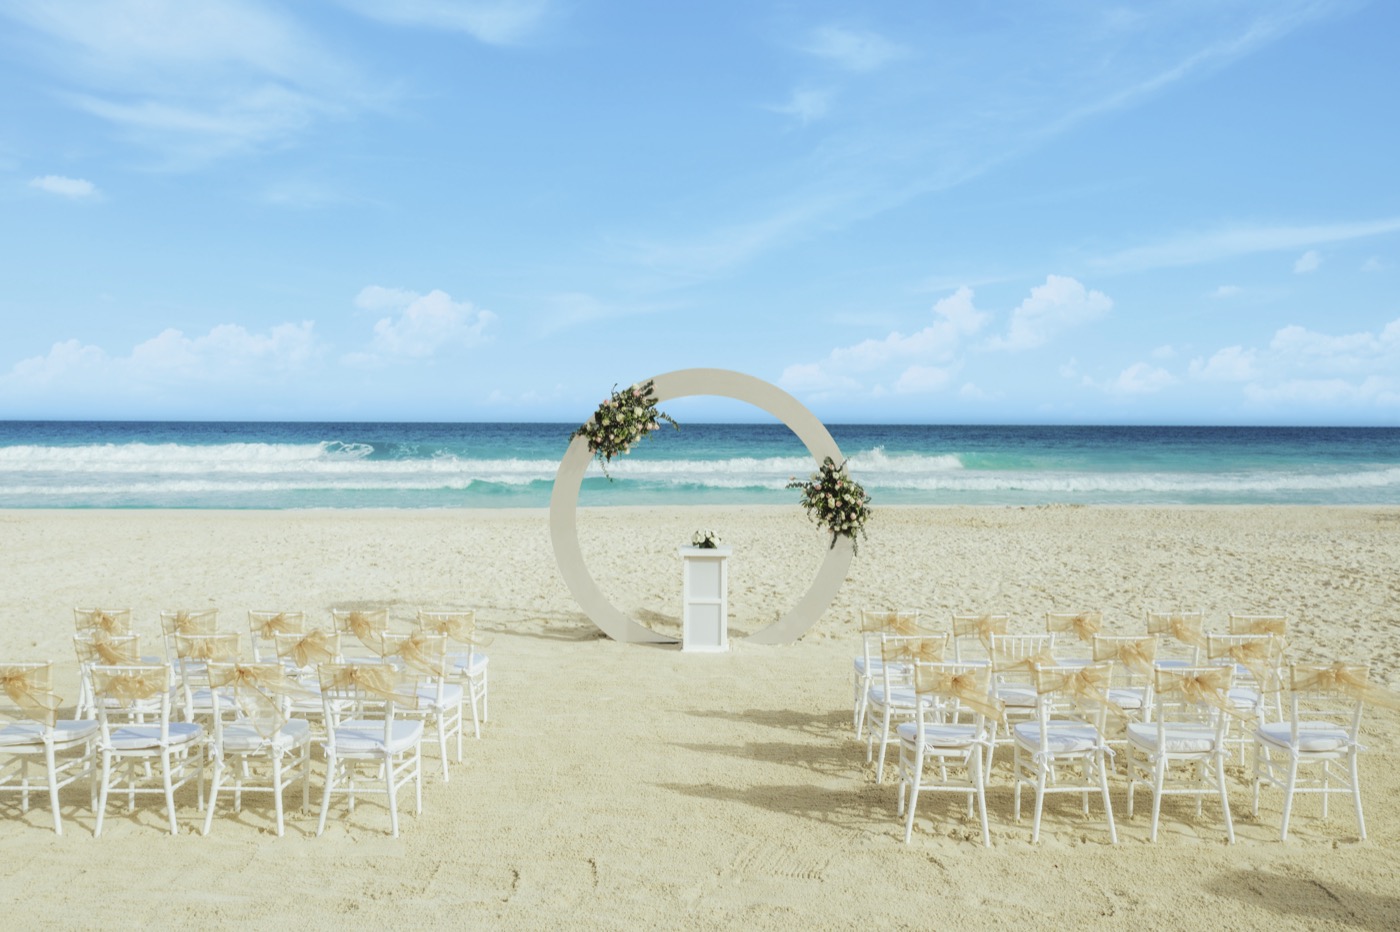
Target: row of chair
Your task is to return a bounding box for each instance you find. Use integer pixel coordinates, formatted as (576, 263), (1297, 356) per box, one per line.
(0, 607), (491, 837)
(851, 609), (1389, 846)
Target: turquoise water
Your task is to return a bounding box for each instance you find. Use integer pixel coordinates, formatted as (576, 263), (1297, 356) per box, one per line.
(0, 421), (1397, 508)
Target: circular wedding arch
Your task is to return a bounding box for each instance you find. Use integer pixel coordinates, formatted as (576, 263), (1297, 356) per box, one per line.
(549, 367), (855, 645)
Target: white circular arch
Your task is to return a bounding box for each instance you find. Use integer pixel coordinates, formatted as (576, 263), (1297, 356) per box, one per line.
(549, 368), (855, 645)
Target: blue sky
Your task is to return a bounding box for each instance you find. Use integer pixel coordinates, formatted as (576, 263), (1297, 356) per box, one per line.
(2, 0), (1398, 425)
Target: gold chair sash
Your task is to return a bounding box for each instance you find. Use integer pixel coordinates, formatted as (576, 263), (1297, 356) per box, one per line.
(1155, 667), (1241, 718)
(1094, 636), (1158, 675)
(991, 646), (1058, 675)
(1047, 611), (1101, 643)
(76, 609), (130, 636)
(75, 635), (141, 665)
(1232, 616), (1287, 638)
(175, 633), (240, 662)
(162, 610), (218, 636)
(383, 632), (448, 678)
(251, 612), (302, 639)
(861, 611), (924, 636)
(1290, 663), (1400, 710)
(418, 612), (494, 649)
(341, 611), (387, 655)
(913, 666), (1003, 721)
(0, 665), (63, 728)
(93, 667), (168, 707)
(320, 664), (420, 710)
(1035, 663), (1125, 719)
(954, 614), (1008, 649)
(207, 663), (321, 737)
(1212, 638), (1282, 692)
(881, 636), (946, 664)
(1148, 612), (1206, 649)
(282, 629), (337, 669)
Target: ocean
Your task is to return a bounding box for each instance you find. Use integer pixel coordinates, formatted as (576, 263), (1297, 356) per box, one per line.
(0, 421), (1397, 509)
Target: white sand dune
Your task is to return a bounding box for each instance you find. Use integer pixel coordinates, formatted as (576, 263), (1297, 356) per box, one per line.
(2, 505), (1398, 928)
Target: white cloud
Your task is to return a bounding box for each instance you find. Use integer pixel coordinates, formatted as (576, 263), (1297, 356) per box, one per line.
(985, 275), (1113, 351)
(780, 286), (988, 396)
(350, 286), (496, 361)
(1089, 217), (1400, 275)
(1361, 257), (1386, 272)
(1106, 362), (1175, 395)
(1211, 284), (1242, 298)
(1188, 346), (1257, 381)
(5, 321), (320, 393)
(333, 0), (551, 45)
(28, 175), (99, 198)
(802, 25), (907, 72)
(770, 88), (831, 124)
(1293, 249), (1321, 274)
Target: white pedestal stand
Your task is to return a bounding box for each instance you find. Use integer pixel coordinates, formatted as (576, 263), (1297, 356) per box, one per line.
(678, 545), (731, 652)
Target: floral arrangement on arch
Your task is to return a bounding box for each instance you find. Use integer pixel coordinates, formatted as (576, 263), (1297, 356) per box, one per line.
(788, 456), (872, 556)
(570, 379), (678, 479)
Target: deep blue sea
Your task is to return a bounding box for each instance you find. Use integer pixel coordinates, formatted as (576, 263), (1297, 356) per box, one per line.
(0, 421), (1397, 509)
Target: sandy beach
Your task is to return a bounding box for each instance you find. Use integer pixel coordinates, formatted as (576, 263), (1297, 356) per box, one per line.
(3, 504), (1399, 929)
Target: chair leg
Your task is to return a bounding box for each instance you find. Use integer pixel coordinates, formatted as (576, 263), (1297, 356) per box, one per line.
(903, 757), (922, 844)
(317, 755), (336, 836)
(1280, 756), (1299, 842)
(1149, 758), (1165, 842)
(1099, 751), (1118, 845)
(94, 751), (111, 837)
(1351, 750), (1366, 841)
(203, 755), (223, 836)
(1215, 753), (1235, 844)
(385, 753), (399, 838)
(45, 744), (63, 836)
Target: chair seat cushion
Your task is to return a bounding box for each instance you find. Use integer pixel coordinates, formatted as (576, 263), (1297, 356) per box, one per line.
(867, 686), (923, 709)
(415, 683), (465, 709)
(1107, 687), (1146, 710)
(1255, 721), (1351, 753)
(995, 685), (1039, 708)
(1013, 720), (1103, 755)
(105, 721), (204, 751)
(450, 653), (488, 676)
(1227, 686), (1261, 709)
(1126, 721), (1219, 754)
(895, 722), (979, 748)
(0, 718), (99, 748)
(328, 719), (423, 755)
(218, 718), (312, 753)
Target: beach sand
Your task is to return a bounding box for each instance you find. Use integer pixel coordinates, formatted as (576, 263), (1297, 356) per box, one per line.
(2, 505), (1399, 929)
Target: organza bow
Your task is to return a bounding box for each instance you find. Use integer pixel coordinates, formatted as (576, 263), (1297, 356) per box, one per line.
(0, 665), (62, 728)
(321, 664), (420, 709)
(882, 636), (947, 664)
(341, 611), (387, 655)
(419, 612), (494, 649)
(384, 631), (448, 677)
(94, 668), (166, 706)
(1036, 663), (1125, 719)
(1214, 638), (1282, 692)
(913, 666), (1004, 721)
(1290, 663), (1400, 710)
(77, 609), (129, 636)
(954, 614), (1008, 650)
(282, 629), (337, 669)
(1155, 667), (1241, 717)
(251, 612), (302, 639)
(175, 633), (240, 662)
(1048, 612), (1101, 643)
(207, 663), (320, 737)
(76, 635), (141, 665)
(1234, 616), (1287, 639)
(1094, 637), (1158, 675)
(862, 611), (924, 636)
(1148, 612), (1206, 649)
(991, 646), (1058, 675)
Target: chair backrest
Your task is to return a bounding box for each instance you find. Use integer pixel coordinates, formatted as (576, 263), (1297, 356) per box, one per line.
(1091, 634), (1158, 690)
(911, 661), (1001, 728)
(1228, 613), (1287, 638)
(204, 661), (299, 743)
(1145, 610), (1206, 661)
(877, 634), (947, 691)
(1045, 611), (1102, 644)
(1205, 632), (1285, 694)
(381, 631), (451, 681)
(74, 608), (133, 637)
(89, 663), (175, 735)
(1283, 662), (1373, 743)
(274, 629), (342, 674)
(74, 633), (142, 667)
(950, 613), (1008, 663)
(1030, 662), (1117, 732)
(160, 609), (220, 662)
(317, 662), (422, 750)
(989, 633), (1057, 686)
(0, 661), (61, 729)
(331, 609), (390, 657)
(248, 611), (306, 661)
(1150, 665), (1235, 739)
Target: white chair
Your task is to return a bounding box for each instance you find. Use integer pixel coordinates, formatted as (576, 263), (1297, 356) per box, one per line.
(1045, 611), (1101, 662)
(172, 632), (242, 723)
(852, 610), (921, 737)
(864, 634), (946, 783)
(273, 630), (342, 734)
(986, 633), (1057, 772)
(416, 609), (490, 737)
(1126, 666), (1236, 843)
(0, 662), (99, 835)
(248, 611), (305, 663)
(1206, 632), (1286, 758)
(159, 609), (220, 666)
(316, 662), (424, 837)
(381, 632), (464, 780)
(1011, 662), (1119, 844)
(89, 663), (205, 836)
(72, 633), (147, 720)
(73, 607), (133, 638)
(1252, 662), (1386, 842)
(201, 662), (314, 837)
(950, 613), (1008, 666)
(1090, 634), (1159, 762)
(1228, 613), (1287, 639)
(331, 608), (390, 659)
(1145, 610), (1206, 666)
(896, 662), (1001, 845)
